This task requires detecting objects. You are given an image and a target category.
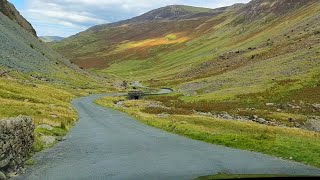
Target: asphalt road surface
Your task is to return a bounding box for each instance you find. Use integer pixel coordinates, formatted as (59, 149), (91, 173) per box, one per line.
(18, 94), (320, 180)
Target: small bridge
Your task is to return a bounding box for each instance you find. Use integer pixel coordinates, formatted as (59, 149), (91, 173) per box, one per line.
(127, 88), (173, 100)
(127, 91), (145, 100)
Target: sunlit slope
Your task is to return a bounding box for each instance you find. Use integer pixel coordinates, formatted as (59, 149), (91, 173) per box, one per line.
(51, 5), (236, 68)
(53, 0), (320, 100)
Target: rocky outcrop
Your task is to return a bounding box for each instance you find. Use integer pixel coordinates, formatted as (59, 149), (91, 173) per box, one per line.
(0, 0), (37, 36)
(0, 116), (35, 179)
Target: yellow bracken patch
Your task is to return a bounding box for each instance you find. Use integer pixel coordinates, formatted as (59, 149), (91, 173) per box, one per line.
(115, 33), (189, 52)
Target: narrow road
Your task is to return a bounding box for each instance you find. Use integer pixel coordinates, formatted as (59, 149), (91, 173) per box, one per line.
(18, 94), (320, 180)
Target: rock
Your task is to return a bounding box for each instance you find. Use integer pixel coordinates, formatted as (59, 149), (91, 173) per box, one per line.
(252, 115), (259, 119)
(0, 0), (37, 36)
(157, 113), (170, 118)
(115, 101), (124, 107)
(276, 109), (282, 112)
(220, 112), (234, 120)
(312, 104), (320, 111)
(40, 136), (56, 145)
(256, 118), (267, 124)
(265, 103), (275, 106)
(50, 114), (58, 118)
(57, 136), (67, 142)
(37, 124), (53, 131)
(304, 118), (320, 132)
(0, 171), (6, 180)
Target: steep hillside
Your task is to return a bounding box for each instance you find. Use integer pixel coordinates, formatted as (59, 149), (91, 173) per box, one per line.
(53, 0), (320, 130)
(0, 11), (103, 86)
(0, 2), (114, 152)
(40, 36), (64, 42)
(0, 0), (36, 36)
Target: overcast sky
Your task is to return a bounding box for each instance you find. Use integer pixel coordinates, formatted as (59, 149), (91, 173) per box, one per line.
(10, 0), (250, 37)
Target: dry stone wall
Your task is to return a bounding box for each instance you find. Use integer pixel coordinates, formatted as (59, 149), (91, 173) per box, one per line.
(0, 116), (34, 179)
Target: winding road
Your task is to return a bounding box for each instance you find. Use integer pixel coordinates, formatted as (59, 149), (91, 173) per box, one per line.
(18, 93), (320, 180)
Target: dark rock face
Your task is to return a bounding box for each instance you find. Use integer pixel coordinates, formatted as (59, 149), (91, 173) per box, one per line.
(0, 116), (35, 178)
(0, 0), (37, 36)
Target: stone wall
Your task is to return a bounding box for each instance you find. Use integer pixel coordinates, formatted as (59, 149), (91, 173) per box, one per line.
(0, 116), (34, 179)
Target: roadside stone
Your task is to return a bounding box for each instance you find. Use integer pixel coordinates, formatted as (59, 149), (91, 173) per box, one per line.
(57, 136), (67, 142)
(40, 136), (56, 145)
(0, 171), (6, 180)
(37, 124), (53, 131)
(115, 101), (124, 108)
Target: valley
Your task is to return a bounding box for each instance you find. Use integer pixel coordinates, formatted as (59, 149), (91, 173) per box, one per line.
(1, 0), (320, 179)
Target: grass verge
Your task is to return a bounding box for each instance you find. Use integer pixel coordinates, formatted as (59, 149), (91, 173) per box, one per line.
(96, 96), (320, 167)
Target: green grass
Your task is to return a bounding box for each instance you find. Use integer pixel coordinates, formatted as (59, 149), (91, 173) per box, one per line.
(96, 96), (320, 167)
(0, 71), (115, 153)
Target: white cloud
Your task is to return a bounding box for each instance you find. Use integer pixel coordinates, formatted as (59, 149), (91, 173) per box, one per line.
(21, 0), (250, 37)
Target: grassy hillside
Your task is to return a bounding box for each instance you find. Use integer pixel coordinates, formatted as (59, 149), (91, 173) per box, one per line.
(53, 0), (320, 115)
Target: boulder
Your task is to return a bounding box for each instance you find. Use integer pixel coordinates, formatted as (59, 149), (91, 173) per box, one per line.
(40, 136), (56, 145)
(304, 118), (320, 132)
(312, 104), (320, 111)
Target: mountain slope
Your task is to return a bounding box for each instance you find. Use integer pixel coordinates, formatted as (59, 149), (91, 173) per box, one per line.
(53, 0), (320, 128)
(52, 4), (240, 68)
(0, 0), (36, 36)
(0, 1), (114, 151)
(0, 10), (101, 86)
(40, 36), (64, 42)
